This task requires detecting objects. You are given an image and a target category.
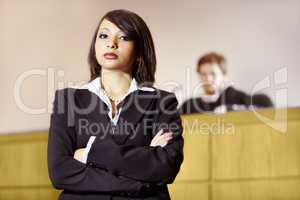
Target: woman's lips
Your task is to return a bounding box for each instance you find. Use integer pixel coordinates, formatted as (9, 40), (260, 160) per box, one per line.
(104, 53), (118, 60)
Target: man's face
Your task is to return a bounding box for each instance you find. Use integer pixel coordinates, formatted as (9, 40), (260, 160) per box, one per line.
(198, 63), (225, 95)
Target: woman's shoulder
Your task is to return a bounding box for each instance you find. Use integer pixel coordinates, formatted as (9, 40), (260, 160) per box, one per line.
(53, 87), (88, 98)
(139, 87), (179, 109)
(148, 87), (177, 100)
(53, 87), (95, 106)
(54, 86), (178, 105)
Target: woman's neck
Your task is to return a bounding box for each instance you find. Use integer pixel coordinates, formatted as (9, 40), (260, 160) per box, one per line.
(100, 69), (132, 98)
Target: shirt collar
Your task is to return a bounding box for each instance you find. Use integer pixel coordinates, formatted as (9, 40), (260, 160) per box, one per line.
(82, 76), (155, 102)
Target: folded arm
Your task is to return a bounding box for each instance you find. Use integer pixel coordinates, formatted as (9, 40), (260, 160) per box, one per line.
(87, 92), (184, 184)
(47, 89), (149, 194)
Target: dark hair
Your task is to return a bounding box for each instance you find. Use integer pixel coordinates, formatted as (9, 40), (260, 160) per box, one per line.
(196, 52), (227, 74)
(88, 9), (156, 86)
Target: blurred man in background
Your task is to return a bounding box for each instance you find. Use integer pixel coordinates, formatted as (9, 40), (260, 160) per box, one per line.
(179, 52), (273, 114)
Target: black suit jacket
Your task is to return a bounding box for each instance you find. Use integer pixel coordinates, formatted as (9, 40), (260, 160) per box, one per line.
(179, 86), (252, 114)
(179, 86), (273, 115)
(47, 87), (184, 200)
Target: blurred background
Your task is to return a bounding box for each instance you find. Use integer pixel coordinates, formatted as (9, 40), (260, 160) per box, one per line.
(1, 0), (299, 133)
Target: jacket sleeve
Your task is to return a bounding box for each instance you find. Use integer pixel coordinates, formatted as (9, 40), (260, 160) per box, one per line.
(47, 89), (149, 194)
(87, 92), (184, 184)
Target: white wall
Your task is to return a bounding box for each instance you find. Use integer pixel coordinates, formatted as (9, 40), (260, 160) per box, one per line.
(1, 0), (299, 134)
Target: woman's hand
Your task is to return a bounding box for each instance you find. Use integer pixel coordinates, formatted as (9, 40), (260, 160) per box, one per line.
(74, 148), (86, 163)
(150, 129), (173, 147)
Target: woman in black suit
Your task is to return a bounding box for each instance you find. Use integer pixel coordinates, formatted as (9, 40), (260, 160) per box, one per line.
(47, 9), (184, 200)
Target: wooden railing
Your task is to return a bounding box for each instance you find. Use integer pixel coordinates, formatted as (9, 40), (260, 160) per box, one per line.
(1, 108), (300, 200)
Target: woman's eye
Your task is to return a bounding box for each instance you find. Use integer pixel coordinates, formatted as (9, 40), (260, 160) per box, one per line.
(119, 35), (130, 41)
(99, 33), (108, 39)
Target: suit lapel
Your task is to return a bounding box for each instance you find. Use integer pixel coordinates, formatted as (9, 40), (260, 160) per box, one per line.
(74, 88), (158, 144)
(74, 89), (112, 137)
(113, 90), (158, 144)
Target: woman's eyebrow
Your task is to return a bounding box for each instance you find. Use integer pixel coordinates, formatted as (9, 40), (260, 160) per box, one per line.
(99, 27), (110, 32)
(98, 28), (126, 36)
(116, 30), (127, 36)
(118, 31), (126, 34)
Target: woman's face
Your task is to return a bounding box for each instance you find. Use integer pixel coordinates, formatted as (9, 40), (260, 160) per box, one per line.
(198, 63), (225, 95)
(95, 19), (136, 73)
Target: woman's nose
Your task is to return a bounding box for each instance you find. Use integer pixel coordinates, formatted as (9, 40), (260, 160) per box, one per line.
(106, 36), (118, 49)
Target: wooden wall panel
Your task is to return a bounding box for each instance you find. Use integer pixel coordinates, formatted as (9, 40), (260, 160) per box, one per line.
(168, 183), (209, 200)
(0, 108), (299, 200)
(212, 180), (300, 200)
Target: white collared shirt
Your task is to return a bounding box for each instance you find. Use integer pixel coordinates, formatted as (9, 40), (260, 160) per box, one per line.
(78, 76), (155, 163)
(82, 76), (155, 125)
